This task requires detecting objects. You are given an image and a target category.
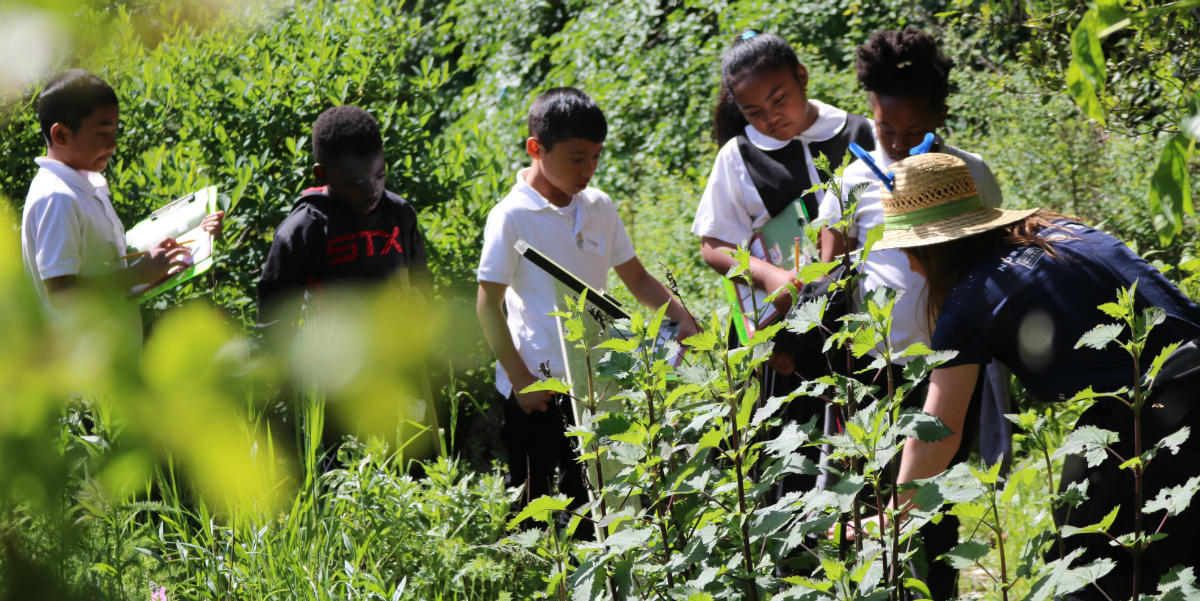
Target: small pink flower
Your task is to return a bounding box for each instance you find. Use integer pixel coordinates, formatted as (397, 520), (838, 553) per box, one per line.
(151, 587), (169, 601)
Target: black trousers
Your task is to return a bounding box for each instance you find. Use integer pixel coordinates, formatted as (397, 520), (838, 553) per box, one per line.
(1059, 362), (1200, 601)
(499, 392), (590, 527)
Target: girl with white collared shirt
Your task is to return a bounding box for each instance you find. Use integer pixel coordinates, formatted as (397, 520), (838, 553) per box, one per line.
(692, 31), (876, 301)
(691, 31), (877, 497)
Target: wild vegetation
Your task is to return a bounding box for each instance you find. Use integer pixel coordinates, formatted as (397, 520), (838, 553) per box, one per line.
(0, 0), (1197, 599)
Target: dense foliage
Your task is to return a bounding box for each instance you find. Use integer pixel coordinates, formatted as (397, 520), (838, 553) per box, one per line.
(0, 0), (1197, 599)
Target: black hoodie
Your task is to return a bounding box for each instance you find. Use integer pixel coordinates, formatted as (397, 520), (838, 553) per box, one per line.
(257, 187), (428, 323)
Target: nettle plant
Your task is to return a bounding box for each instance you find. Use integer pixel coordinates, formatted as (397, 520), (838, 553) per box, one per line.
(498, 155), (1200, 601)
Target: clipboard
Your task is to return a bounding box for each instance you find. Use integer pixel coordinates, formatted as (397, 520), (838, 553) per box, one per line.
(724, 199), (818, 345)
(125, 186), (227, 301)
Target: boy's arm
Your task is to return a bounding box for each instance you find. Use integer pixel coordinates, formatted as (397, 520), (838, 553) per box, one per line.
(257, 217), (317, 328)
(476, 280), (552, 414)
(613, 257), (700, 339)
(699, 236), (795, 312)
(44, 239), (192, 298)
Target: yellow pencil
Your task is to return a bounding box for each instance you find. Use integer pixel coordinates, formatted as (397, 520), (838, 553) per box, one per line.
(793, 236), (801, 273)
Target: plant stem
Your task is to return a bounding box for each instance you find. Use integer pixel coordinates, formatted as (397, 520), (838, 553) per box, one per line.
(987, 482), (1010, 601)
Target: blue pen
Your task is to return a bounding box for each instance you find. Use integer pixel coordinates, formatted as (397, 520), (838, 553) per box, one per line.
(909, 132), (935, 155)
(848, 142), (894, 191)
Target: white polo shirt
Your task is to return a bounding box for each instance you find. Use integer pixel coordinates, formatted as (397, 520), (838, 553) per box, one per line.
(478, 169), (637, 397)
(691, 99), (857, 246)
(818, 144), (1003, 357)
(21, 157), (129, 306)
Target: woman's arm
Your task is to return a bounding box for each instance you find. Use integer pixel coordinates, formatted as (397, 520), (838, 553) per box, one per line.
(896, 363), (981, 506)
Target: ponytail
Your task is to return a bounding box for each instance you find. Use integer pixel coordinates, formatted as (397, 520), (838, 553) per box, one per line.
(711, 31), (803, 147)
(712, 86), (746, 147)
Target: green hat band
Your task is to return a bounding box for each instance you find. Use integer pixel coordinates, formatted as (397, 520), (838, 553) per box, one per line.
(883, 194), (985, 231)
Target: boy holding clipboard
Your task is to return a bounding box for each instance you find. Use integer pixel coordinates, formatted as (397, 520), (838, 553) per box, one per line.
(21, 69), (222, 319)
(476, 88), (697, 533)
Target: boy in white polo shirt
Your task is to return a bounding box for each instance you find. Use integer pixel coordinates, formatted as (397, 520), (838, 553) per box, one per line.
(476, 87), (698, 528)
(21, 69), (222, 315)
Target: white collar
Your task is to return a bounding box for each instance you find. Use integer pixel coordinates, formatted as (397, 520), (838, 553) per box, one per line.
(34, 156), (108, 197)
(742, 99), (849, 151)
(509, 167), (590, 212)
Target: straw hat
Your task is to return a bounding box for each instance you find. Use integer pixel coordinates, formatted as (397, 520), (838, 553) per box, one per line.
(874, 153), (1040, 250)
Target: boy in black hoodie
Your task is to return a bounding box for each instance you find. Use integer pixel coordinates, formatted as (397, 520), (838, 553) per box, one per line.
(258, 105), (429, 326)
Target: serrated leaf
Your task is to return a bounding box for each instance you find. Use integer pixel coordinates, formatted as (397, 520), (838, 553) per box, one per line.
(940, 540), (990, 569)
(1054, 425), (1119, 468)
(521, 378), (571, 395)
(507, 494), (570, 529)
(895, 410), (953, 443)
(683, 329), (718, 352)
(596, 337), (639, 354)
(1075, 323), (1124, 350)
(595, 414), (632, 438)
(604, 527), (654, 554)
(1144, 476), (1200, 517)
(1155, 426), (1190, 456)
(1062, 505), (1119, 537)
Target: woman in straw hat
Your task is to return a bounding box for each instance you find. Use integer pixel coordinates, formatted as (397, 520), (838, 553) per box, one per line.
(879, 152), (1200, 598)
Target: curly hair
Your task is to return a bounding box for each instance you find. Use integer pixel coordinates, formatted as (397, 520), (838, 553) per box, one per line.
(855, 26), (955, 111)
(312, 105), (383, 164)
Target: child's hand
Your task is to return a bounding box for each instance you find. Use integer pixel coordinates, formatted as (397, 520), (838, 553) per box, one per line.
(516, 388), (553, 414)
(134, 238), (193, 285)
(676, 315), (701, 342)
(201, 210), (225, 238)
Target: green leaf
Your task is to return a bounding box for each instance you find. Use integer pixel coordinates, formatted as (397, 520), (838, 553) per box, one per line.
(603, 527), (654, 554)
(682, 329), (718, 352)
(895, 410), (953, 443)
(1066, 8), (1107, 124)
(1148, 134), (1196, 245)
(1145, 566), (1200, 601)
(506, 494), (570, 529)
(1075, 323), (1124, 350)
(1054, 425), (1119, 468)
(595, 414), (632, 438)
(1062, 505), (1119, 537)
(940, 540), (990, 570)
(1144, 476), (1200, 517)
(1096, 302), (1126, 320)
(596, 337), (639, 354)
(1155, 426), (1190, 457)
(520, 378), (571, 395)
(1146, 341), (1184, 387)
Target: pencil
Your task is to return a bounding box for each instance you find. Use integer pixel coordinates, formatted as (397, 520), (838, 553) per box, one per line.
(120, 239), (196, 261)
(793, 236), (801, 273)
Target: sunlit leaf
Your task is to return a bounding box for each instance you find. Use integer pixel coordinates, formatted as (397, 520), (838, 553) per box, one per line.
(1144, 476), (1200, 517)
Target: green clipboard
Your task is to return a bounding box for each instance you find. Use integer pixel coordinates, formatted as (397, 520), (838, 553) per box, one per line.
(125, 186), (227, 302)
(724, 200), (818, 345)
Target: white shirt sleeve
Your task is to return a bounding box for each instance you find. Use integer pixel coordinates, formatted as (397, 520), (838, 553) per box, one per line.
(972, 159), (1004, 209)
(476, 205), (519, 286)
(691, 141), (757, 246)
(26, 192), (83, 280)
(608, 207), (637, 267)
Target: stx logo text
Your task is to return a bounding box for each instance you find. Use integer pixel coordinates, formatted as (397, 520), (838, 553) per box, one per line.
(326, 226), (405, 265)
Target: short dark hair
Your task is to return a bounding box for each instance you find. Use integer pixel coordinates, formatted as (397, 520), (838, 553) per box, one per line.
(527, 87), (607, 150)
(855, 26), (955, 112)
(311, 105), (383, 164)
(712, 32), (803, 146)
(36, 69), (119, 146)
